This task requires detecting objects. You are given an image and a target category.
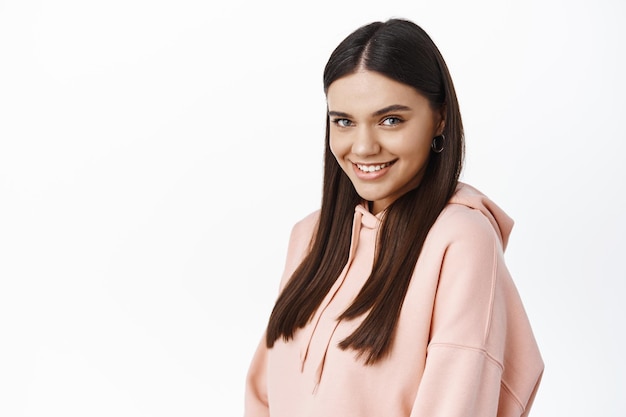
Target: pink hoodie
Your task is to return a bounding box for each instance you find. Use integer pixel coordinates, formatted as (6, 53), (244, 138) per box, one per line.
(245, 182), (544, 417)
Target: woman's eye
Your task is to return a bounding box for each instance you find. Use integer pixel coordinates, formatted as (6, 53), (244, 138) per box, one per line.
(334, 118), (353, 127)
(381, 117), (402, 126)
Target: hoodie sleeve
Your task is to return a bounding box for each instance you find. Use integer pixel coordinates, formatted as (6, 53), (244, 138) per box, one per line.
(243, 211), (319, 417)
(410, 207), (543, 417)
(244, 335), (270, 417)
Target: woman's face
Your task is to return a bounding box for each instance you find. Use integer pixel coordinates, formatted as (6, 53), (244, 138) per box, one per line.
(327, 70), (444, 214)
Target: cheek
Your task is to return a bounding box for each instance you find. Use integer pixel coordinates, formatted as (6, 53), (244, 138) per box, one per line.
(329, 137), (354, 177)
(329, 136), (345, 161)
(392, 138), (432, 169)
(409, 146), (432, 168)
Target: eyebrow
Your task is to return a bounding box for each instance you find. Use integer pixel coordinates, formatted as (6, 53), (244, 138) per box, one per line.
(328, 104), (412, 118)
(373, 104), (412, 116)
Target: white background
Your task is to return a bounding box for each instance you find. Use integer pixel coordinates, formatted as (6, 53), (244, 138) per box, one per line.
(1, 0), (625, 416)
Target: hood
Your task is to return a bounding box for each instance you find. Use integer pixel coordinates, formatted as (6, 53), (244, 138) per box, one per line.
(448, 182), (514, 250)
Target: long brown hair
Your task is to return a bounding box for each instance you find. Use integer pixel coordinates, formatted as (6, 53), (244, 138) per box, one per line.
(266, 18), (464, 364)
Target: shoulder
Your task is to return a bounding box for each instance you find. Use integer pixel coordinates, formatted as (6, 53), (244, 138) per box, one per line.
(290, 210), (320, 244)
(276, 209), (320, 291)
(428, 182), (513, 252)
(431, 203), (499, 249)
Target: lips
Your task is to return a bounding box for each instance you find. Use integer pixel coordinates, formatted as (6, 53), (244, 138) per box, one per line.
(355, 161), (395, 172)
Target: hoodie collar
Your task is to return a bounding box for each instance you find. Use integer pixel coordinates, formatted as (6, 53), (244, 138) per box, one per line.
(355, 203), (383, 230)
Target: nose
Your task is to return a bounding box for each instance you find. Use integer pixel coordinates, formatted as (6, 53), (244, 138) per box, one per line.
(352, 127), (380, 157)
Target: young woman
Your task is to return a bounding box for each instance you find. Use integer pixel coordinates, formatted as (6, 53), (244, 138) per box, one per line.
(244, 18), (543, 417)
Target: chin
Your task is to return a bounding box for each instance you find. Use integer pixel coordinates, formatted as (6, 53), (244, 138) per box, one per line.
(355, 191), (387, 204)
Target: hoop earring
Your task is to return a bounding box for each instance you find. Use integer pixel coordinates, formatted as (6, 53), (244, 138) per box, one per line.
(431, 134), (445, 153)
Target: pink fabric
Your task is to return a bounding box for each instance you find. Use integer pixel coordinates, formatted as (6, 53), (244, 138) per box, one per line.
(245, 182), (544, 417)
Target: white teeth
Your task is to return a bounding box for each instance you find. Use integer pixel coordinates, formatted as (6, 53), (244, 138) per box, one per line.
(356, 162), (392, 172)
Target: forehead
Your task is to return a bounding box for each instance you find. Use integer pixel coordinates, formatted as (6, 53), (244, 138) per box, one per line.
(326, 70), (427, 112)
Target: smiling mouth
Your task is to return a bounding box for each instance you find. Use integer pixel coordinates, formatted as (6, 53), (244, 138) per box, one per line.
(355, 161), (395, 172)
